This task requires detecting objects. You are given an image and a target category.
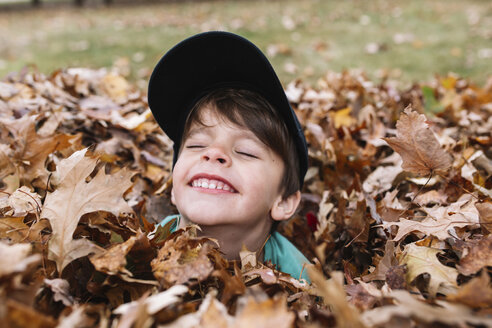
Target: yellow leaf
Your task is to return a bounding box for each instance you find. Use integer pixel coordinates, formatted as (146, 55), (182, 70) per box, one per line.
(400, 243), (458, 296)
(331, 107), (357, 128)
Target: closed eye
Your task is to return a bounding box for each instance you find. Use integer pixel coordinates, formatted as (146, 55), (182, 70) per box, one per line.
(185, 145), (205, 149)
(237, 151), (258, 159)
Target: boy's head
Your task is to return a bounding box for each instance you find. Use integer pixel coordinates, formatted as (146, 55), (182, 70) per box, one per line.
(148, 31), (308, 229)
(170, 88), (301, 229)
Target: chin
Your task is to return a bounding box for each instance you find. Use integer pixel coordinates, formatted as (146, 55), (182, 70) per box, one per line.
(180, 208), (230, 226)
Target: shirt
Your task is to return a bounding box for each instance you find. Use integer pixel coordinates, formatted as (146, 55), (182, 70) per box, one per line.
(158, 215), (311, 282)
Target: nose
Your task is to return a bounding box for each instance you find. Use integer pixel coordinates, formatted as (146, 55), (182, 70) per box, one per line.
(202, 146), (231, 165)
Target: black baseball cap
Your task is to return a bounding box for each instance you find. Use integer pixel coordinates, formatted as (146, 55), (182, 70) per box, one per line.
(147, 31), (308, 187)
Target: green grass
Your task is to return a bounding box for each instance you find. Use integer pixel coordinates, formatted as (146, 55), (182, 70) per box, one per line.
(0, 0), (491, 87)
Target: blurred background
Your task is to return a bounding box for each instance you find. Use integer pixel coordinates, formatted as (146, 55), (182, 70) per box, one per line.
(0, 0), (491, 89)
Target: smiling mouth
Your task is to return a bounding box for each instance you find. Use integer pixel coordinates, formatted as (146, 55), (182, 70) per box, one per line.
(189, 176), (237, 193)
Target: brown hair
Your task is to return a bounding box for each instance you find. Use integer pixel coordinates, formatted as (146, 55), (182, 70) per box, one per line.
(180, 88), (300, 199)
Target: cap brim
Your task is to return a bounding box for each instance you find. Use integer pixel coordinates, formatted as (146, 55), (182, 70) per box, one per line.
(147, 31), (307, 185)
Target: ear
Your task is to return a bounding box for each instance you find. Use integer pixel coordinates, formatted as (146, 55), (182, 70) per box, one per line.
(271, 191), (301, 221)
(171, 187), (176, 205)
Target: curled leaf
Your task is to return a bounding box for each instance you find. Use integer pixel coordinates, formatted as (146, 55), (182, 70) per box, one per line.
(383, 106), (452, 176)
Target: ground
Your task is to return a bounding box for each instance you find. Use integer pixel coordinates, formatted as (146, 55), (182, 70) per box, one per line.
(1, 0), (491, 87)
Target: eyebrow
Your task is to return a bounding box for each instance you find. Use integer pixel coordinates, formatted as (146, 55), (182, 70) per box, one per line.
(186, 125), (268, 150)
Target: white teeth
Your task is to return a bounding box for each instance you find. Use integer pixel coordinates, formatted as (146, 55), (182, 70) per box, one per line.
(191, 178), (233, 192)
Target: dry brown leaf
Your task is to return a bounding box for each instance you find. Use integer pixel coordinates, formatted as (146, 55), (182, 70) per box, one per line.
(0, 217), (30, 242)
(90, 236), (137, 276)
(57, 306), (94, 328)
(0, 143), (15, 180)
(308, 268), (365, 328)
(0, 186), (41, 217)
(41, 148), (133, 273)
(114, 285), (188, 315)
(6, 299), (57, 328)
(159, 290), (232, 328)
(385, 194), (479, 241)
(361, 290), (492, 327)
(383, 106), (452, 176)
(457, 235), (492, 275)
(447, 270), (492, 308)
(413, 189), (448, 206)
(239, 244), (257, 271)
(363, 241), (397, 282)
(476, 200), (492, 233)
(400, 243), (458, 296)
(151, 229), (215, 287)
(0, 115), (73, 183)
(235, 295), (295, 328)
(0, 241), (41, 277)
(44, 278), (74, 306)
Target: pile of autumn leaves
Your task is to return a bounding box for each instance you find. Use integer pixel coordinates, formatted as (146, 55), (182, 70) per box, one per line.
(0, 67), (491, 327)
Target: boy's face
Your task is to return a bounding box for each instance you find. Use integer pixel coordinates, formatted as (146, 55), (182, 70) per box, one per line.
(171, 106), (287, 229)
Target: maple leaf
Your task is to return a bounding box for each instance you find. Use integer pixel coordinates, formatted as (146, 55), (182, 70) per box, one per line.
(400, 243), (458, 296)
(383, 106), (452, 176)
(41, 148), (134, 273)
(384, 194), (479, 241)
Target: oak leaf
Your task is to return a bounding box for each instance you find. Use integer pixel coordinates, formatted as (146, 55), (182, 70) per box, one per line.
(383, 106), (452, 176)
(384, 194), (479, 241)
(41, 148), (134, 273)
(400, 243), (458, 296)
